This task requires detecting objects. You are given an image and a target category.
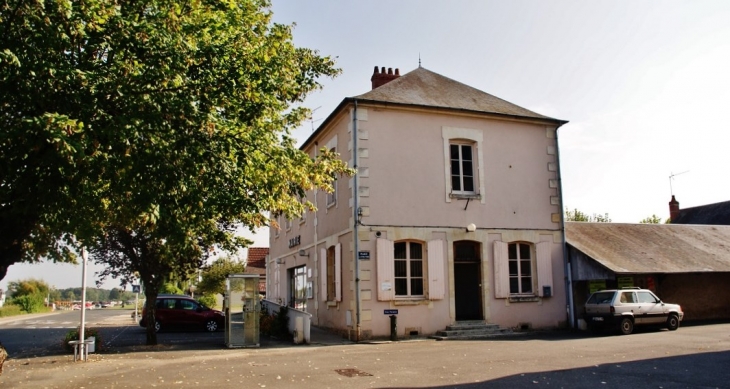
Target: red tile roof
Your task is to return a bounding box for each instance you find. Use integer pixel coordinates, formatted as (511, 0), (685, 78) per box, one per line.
(246, 247), (268, 269)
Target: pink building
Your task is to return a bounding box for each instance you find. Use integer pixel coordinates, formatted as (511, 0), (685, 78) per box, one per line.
(268, 66), (570, 339)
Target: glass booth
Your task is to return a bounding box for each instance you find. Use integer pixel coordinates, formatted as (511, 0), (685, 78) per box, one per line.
(224, 274), (260, 348)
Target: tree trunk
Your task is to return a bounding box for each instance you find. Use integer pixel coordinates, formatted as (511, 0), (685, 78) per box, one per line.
(143, 284), (160, 345)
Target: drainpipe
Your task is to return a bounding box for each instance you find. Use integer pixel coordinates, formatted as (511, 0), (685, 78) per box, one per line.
(313, 142), (319, 322)
(555, 124), (575, 328)
(353, 100), (361, 341)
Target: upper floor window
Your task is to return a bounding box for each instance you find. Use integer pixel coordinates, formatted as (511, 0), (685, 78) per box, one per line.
(327, 147), (337, 207)
(285, 216), (292, 231)
(394, 241), (424, 297)
(450, 143), (475, 194)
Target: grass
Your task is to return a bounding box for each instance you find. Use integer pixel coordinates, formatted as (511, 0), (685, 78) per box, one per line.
(0, 304), (53, 317)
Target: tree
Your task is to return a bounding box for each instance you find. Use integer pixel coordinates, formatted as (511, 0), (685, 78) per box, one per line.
(108, 288), (121, 301)
(639, 214), (664, 224)
(0, 0), (351, 345)
(565, 208), (612, 223)
(7, 279), (49, 298)
(197, 256), (247, 299)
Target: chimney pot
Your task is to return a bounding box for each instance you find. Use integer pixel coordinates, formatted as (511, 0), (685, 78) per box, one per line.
(387, 67), (393, 75)
(381, 66), (386, 73)
(395, 68), (400, 76)
(373, 66), (379, 75)
(371, 65), (402, 90)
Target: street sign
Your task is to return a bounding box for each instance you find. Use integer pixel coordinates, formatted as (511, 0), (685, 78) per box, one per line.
(384, 309), (398, 315)
(132, 285), (140, 293)
(358, 251), (370, 260)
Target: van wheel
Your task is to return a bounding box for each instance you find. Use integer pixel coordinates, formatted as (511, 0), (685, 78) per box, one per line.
(154, 321), (161, 333)
(619, 317), (634, 335)
(205, 320), (218, 332)
(666, 314), (680, 331)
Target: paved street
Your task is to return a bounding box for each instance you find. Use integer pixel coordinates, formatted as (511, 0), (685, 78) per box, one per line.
(1, 315), (729, 388)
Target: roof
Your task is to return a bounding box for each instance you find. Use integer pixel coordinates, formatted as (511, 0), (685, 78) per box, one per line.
(246, 247), (268, 269)
(672, 200), (730, 225)
(566, 222), (730, 273)
(302, 67), (567, 149)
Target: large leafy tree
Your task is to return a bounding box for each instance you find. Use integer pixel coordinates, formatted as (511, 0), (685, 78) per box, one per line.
(197, 256), (247, 299)
(2, 0), (351, 345)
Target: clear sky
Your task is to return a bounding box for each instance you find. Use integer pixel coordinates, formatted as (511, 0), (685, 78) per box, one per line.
(3, 0), (729, 291)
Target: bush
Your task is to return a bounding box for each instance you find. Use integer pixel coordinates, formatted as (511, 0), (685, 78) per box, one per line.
(197, 294), (217, 309)
(260, 306), (291, 340)
(63, 327), (103, 352)
(0, 304), (23, 317)
(12, 294), (45, 313)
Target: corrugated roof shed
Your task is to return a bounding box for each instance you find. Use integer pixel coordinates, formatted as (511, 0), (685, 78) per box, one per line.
(566, 222), (730, 273)
(673, 200), (730, 225)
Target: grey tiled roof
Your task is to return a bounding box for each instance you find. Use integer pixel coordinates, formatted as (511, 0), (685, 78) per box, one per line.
(672, 200), (730, 225)
(352, 67), (560, 121)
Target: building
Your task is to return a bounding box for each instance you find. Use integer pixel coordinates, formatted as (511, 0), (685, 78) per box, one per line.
(566, 222), (730, 326)
(244, 247), (268, 296)
(267, 66), (569, 339)
(669, 195), (730, 225)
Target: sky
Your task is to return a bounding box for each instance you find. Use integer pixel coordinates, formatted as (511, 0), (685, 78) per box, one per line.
(3, 0), (729, 291)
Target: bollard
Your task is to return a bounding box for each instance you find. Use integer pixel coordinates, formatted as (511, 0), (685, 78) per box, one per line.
(389, 315), (398, 341)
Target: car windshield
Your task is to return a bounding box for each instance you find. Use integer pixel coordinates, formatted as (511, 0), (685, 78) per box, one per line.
(587, 291), (615, 304)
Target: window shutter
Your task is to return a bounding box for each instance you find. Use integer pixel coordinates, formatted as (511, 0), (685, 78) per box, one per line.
(376, 238), (395, 301)
(493, 241), (509, 298)
(320, 248), (327, 302)
(536, 241), (553, 297)
(427, 239), (445, 300)
(335, 243), (342, 302)
(274, 263), (280, 301)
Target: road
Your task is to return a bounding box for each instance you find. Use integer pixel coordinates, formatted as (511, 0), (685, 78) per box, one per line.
(1, 315), (729, 388)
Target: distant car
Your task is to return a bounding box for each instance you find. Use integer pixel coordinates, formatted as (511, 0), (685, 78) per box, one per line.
(584, 287), (684, 335)
(139, 294), (224, 333)
(101, 302), (112, 308)
(72, 304), (81, 310)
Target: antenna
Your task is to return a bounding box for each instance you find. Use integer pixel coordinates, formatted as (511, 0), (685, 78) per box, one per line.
(308, 106), (322, 132)
(669, 170), (689, 196)
(418, 53), (422, 68)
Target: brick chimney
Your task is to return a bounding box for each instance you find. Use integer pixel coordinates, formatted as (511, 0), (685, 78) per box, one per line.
(371, 66), (400, 89)
(669, 195), (680, 222)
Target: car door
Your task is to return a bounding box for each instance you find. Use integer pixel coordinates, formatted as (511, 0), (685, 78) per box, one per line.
(637, 291), (666, 324)
(619, 291), (643, 323)
(178, 299), (203, 328)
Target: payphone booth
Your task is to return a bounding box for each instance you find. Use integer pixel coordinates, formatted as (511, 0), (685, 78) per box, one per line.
(224, 274), (260, 348)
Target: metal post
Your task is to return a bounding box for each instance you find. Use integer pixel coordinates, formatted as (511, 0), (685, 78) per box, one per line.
(78, 248), (88, 360)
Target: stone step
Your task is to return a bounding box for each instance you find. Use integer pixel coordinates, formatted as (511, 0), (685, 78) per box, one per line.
(430, 321), (517, 340)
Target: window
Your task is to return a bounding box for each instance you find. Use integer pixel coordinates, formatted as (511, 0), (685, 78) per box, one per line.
(450, 143), (475, 194)
(493, 241), (553, 298)
(180, 299), (198, 310)
(394, 241), (424, 297)
(327, 148), (337, 207)
(289, 266), (307, 310)
(326, 246), (336, 300)
(376, 238), (445, 301)
(442, 127), (485, 203)
(285, 216), (292, 231)
(508, 242), (533, 294)
(320, 244), (341, 302)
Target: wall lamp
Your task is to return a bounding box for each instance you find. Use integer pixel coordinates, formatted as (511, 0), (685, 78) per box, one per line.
(298, 249), (309, 257)
(466, 223), (477, 232)
(357, 207), (363, 224)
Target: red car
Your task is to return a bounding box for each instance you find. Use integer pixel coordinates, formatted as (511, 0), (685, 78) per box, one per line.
(139, 294), (224, 332)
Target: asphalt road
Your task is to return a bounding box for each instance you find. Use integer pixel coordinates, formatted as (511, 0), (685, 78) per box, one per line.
(1, 314), (729, 389)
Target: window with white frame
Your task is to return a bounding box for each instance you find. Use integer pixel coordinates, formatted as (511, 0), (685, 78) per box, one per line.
(327, 148), (337, 207)
(394, 241), (424, 297)
(376, 238), (445, 301)
(493, 240), (553, 298)
(450, 142), (475, 194)
(508, 242), (533, 294)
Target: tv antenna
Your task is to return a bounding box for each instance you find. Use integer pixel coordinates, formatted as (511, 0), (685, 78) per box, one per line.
(308, 106), (322, 132)
(669, 170), (689, 196)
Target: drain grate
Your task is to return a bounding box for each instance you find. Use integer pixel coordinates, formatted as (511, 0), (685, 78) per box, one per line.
(335, 368), (373, 377)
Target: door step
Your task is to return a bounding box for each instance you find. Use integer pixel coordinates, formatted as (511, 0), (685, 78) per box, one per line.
(429, 321), (515, 340)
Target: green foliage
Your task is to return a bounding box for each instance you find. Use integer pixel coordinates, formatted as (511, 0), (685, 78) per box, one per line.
(8, 279), (49, 298)
(565, 208), (612, 223)
(198, 256), (247, 298)
(160, 282), (184, 295)
(11, 294), (45, 313)
(63, 327), (102, 352)
(0, 304), (23, 317)
(260, 306), (291, 340)
(197, 294), (218, 309)
(639, 214), (664, 224)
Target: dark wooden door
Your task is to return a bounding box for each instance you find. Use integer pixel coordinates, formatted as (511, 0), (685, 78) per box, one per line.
(454, 261), (483, 320)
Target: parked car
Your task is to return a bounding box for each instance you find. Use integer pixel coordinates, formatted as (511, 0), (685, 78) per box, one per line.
(139, 294), (224, 332)
(584, 287), (684, 335)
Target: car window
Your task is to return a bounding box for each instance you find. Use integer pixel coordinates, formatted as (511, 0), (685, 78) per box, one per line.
(587, 292), (614, 304)
(180, 299), (198, 310)
(157, 298), (176, 309)
(620, 292), (637, 303)
(637, 291), (658, 303)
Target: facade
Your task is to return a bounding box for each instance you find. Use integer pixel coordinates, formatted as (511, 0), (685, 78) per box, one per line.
(566, 222), (730, 326)
(267, 66), (569, 339)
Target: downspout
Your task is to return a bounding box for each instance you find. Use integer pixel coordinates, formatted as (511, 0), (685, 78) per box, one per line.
(555, 124), (575, 328)
(313, 142), (319, 322)
(353, 100), (361, 341)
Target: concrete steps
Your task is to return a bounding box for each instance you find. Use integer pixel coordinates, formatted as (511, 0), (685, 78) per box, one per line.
(430, 321), (515, 340)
